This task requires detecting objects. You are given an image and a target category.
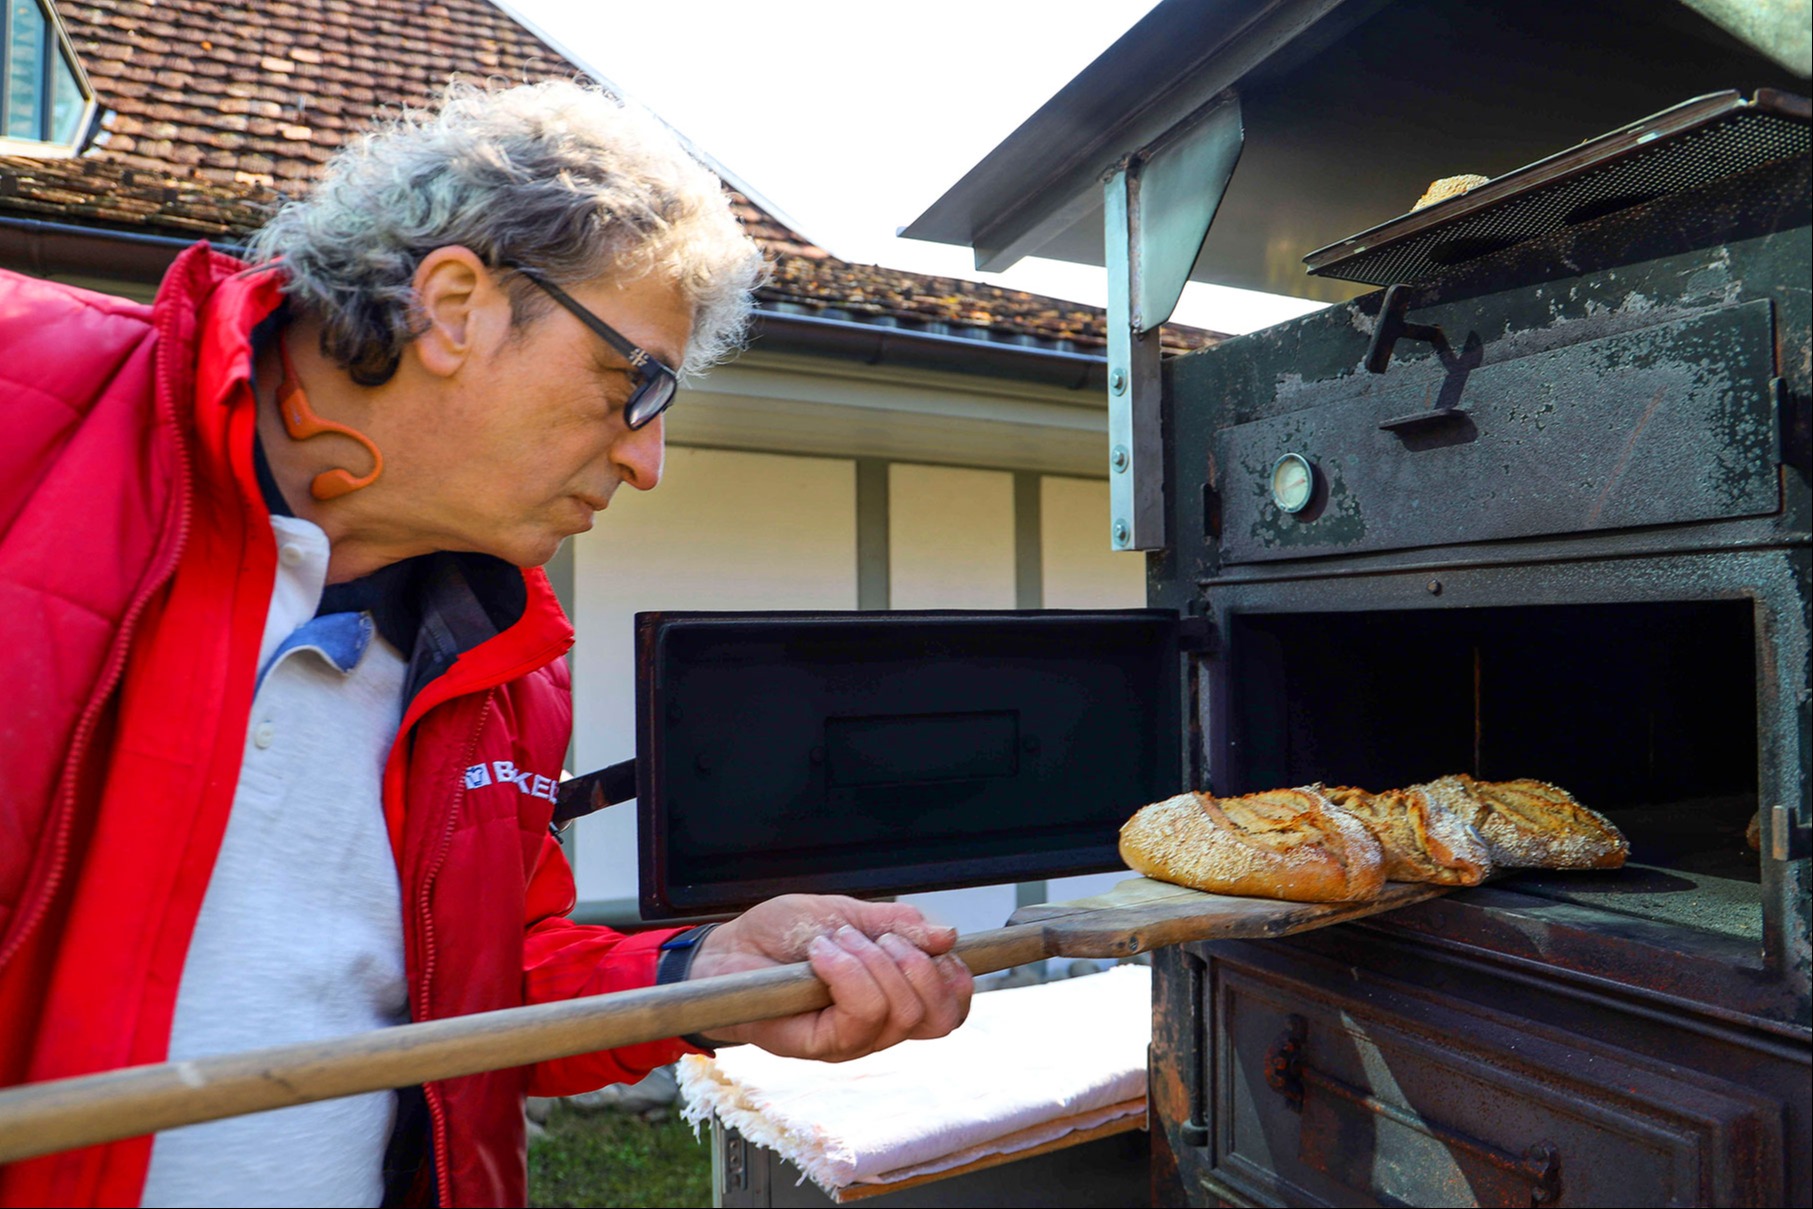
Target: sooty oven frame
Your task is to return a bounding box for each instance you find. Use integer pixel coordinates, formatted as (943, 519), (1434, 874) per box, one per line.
(1138, 144), (1812, 1207)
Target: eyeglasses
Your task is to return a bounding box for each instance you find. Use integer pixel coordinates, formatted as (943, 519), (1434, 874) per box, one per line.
(504, 263), (679, 430)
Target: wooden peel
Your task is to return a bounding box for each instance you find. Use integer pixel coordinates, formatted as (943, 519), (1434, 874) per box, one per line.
(0, 876), (1443, 1164)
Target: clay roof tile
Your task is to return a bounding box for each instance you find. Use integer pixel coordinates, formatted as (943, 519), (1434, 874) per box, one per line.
(9, 0), (1221, 353)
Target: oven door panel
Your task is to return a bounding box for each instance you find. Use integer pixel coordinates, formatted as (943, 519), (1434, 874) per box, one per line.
(634, 609), (1185, 918)
(1213, 298), (1781, 564)
(1175, 946), (1785, 1208)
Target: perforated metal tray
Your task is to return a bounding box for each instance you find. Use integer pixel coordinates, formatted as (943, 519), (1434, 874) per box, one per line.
(1304, 89), (1810, 287)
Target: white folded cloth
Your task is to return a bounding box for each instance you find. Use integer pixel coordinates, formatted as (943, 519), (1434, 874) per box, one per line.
(677, 964), (1151, 1193)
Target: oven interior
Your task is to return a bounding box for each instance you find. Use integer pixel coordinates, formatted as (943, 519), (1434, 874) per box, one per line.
(1226, 599), (1762, 938)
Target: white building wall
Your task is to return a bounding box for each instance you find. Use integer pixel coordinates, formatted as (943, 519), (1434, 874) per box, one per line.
(1040, 476), (1147, 610)
(886, 464), (1016, 611)
(567, 446), (857, 904)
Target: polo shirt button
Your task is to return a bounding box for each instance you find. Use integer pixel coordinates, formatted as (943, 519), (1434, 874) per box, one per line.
(279, 544), (305, 568)
(253, 722), (277, 749)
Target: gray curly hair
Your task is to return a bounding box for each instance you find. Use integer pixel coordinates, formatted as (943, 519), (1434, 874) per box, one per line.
(247, 80), (766, 385)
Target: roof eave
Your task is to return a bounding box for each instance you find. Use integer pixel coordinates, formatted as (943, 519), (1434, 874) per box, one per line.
(898, 0), (1359, 271)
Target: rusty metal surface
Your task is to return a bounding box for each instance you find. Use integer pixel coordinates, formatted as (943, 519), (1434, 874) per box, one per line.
(1150, 948), (1194, 1208)
(1164, 160), (1810, 474)
(1140, 136), (1812, 1207)
(1215, 299), (1780, 563)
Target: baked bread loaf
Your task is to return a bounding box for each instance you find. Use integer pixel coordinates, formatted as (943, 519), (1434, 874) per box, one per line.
(1412, 173), (1490, 211)
(1456, 775), (1627, 869)
(1321, 782), (1493, 885)
(1119, 787), (1385, 903)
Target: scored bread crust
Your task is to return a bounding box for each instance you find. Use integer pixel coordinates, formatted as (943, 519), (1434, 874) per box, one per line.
(1456, 775), (1628, 869)
(1119, 787), (1385, 903)
(1321, 782), (1492, 886)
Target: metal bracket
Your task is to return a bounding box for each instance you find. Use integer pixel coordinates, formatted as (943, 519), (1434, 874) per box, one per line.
(1105, 91), (1244, 552)
(1366, 283), (1450, 374)
(721, 1126), (750, 1196)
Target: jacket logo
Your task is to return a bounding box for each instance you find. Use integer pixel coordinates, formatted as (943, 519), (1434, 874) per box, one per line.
(465, 760), (558, 802)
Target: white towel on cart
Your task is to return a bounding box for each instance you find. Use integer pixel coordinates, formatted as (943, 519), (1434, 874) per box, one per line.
(677, 963), (1150, 1194)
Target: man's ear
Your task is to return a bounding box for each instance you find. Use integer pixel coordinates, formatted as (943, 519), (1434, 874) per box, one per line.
(411, 246), (508, 379)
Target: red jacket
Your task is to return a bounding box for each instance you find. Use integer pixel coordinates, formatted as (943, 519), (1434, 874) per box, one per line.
(0, 246), (689, 1207)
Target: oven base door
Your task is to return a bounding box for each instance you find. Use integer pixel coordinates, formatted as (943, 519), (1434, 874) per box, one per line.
(1153, 934), (1803, 1208)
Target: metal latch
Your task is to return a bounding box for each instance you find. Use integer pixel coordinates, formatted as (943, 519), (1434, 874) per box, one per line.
(1770, 799), (1810, 862)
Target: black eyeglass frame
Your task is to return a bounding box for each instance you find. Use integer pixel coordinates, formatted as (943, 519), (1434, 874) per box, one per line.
(504, 263), (680, 430)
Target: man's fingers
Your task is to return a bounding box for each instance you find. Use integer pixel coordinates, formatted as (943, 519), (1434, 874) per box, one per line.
(839, 900), (959, 955)
(805, 932), (890, 1054)
(831, 926), (925, 1048)
(878, 933), (965, 1040)
(719, 896), (975, 1062)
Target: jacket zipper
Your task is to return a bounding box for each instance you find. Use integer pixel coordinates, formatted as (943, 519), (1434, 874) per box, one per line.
(0, 272), (198, 979)
(410, 636), (569, 1205)
(416, 693), (492, 1208)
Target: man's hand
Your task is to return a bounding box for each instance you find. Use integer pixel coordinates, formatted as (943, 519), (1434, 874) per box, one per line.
(687, 894), (974, 1062)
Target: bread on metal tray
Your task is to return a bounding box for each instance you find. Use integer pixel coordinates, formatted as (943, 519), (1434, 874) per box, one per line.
(1118, 787), (1386, 903)
(1454, 775), (1628, 869)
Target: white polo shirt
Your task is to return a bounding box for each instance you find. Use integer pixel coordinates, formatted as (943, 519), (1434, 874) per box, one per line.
(142, 515), (410, 1209)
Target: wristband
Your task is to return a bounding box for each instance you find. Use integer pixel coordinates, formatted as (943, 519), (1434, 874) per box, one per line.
(655, 924), (731, 1052)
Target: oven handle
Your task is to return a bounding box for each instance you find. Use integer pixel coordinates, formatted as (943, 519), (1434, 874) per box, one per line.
(1265, 1013), (1563, 1206)
(553, 758), (638, 828)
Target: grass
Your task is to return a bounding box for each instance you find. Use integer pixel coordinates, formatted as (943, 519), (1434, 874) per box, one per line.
(528, 1103), (714, 1208)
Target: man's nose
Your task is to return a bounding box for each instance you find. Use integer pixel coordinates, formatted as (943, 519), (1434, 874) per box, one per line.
(611, 412), (665, 491)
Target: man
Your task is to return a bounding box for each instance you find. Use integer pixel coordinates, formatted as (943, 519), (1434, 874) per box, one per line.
(0, 81), (972, 1207)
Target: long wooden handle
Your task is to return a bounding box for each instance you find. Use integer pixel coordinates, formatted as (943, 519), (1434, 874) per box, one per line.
(0, 926), (1050, 1166)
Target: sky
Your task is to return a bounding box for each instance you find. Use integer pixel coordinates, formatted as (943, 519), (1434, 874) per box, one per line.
(500, 0), (1326, 336)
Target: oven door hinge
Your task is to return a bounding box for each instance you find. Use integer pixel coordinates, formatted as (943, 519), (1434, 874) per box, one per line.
(1176, 615), (1218, 656)
(1180, 950), (1212, 1148)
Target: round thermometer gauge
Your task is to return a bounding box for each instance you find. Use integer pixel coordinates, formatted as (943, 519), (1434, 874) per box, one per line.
(1269, 453), (1316, 514)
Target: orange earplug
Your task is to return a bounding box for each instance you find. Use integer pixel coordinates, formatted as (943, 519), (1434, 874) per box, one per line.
(277, 338), (384, 501)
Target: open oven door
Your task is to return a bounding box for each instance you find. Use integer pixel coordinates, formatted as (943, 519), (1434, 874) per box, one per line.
(623, 609), (1191, 919)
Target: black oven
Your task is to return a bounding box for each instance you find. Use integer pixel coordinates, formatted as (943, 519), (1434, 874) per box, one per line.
(627, 100), (1810, 1208)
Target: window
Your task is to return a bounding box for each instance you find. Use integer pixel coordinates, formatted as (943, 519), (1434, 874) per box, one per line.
(1, 0), (95, 155)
